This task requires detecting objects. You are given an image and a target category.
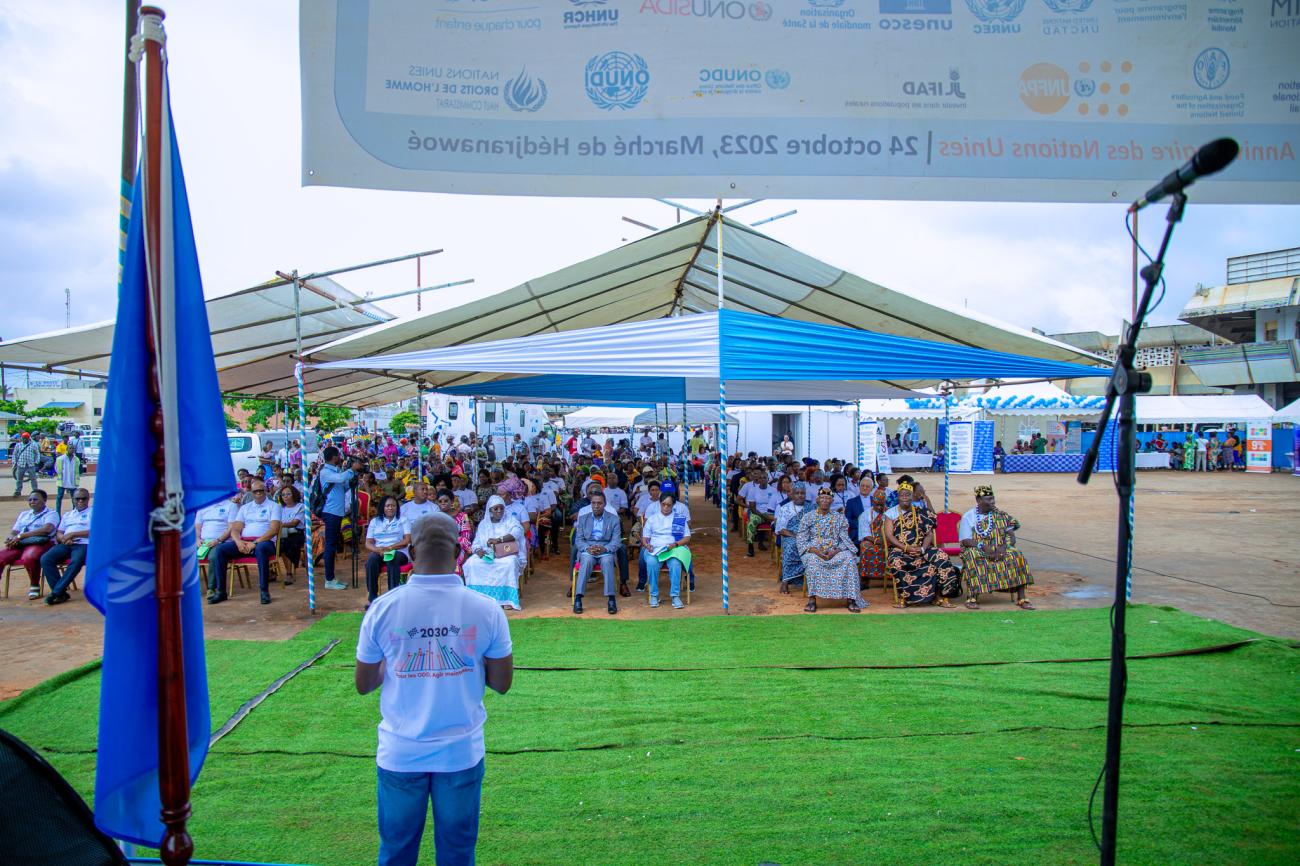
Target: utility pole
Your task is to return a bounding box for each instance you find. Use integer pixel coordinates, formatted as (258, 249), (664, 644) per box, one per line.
(65, 288), (71, 328)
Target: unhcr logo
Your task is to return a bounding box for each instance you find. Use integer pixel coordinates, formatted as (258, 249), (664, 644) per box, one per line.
(504, 69), (547, 112)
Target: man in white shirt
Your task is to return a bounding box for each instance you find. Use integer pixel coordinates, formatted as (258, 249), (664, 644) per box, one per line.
(355, 512), (513, 866)
(210, 479), (282, 605)
(744, 470), (781, 557)
(41, 488), (92, 605)
(401, 482), (439, 526)
(197, 491), (241, 593)
(1194, 434), (1210, 472)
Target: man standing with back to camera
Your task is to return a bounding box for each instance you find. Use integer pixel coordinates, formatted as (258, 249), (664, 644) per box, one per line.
(356, 511), (514, 866)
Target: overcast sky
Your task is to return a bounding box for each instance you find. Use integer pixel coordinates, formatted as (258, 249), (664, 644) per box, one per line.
(1, 1), (1295, 347)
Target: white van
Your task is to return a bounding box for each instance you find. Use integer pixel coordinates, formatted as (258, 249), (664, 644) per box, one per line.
(228, 430), (320, 477)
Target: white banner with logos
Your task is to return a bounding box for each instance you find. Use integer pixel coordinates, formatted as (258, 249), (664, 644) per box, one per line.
(1246, 420), (1271, 473)
(947, 420), (974, 473)
(300, 0), (1299, 201)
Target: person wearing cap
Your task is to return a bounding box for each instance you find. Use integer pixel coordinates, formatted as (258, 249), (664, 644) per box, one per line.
(958, 485), (1035, 610)
(10, 431), (41, 497)
(41, 488), (93, 605)
(883, 481), (959, 608)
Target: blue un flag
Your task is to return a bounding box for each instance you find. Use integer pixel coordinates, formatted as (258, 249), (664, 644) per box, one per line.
(84, 72), (231, 847)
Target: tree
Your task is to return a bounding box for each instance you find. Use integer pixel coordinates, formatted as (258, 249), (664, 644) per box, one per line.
(308, 403), (352, 433)
(389, 410), (420, 435)
(2, 398), (67, 436)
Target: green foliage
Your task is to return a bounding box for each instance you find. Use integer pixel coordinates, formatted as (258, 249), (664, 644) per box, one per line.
(223, 396), (353, 433)
(389, 410), (420, 434)
(0, 398), (28, 415)
(4, 608), (1295, 866)
(1, 398), (67, 435)
(308, 403), (352, 433)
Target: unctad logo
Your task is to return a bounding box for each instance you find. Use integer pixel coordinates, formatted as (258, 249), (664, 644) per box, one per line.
(639, 0), (775, 22)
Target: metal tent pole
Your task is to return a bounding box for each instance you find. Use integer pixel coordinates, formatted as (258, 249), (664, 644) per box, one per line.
(715, 204), (729, 612)
(681, 403), (689, 504)
(943, 392), (950, 512)
(292, 270), (315, 615)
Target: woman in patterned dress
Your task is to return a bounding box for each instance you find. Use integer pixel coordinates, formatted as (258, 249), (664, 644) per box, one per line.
(797, 488), (867, 613)
(435, 488), (474, 576)
(775, 482), (814, 593)
(857, 487), (888, 590)
(883, 481), (960, 608)
(958, 485), (1034, 610)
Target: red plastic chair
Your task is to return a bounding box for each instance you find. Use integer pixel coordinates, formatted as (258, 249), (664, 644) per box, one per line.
(935, 512), (963, 558)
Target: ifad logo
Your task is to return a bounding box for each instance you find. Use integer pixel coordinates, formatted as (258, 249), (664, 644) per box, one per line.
(504, 68), (547, 112)
(1193, 48), (1230, 90)
(966, 0), (1025, 33)
(585, 51), (650, 109)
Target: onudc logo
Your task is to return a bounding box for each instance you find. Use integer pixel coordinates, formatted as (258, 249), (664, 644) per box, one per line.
(1042, 0), (1092, 11)
(1193, 48), (1230, 90)
(965, 0), (1025, 21)
(585, 51), (651, 110)
(765, 68), (791, 90)
(504, 69), (547, 112)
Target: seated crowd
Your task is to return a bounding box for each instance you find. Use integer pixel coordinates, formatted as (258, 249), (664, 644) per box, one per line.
(9, 427), (1034, 617)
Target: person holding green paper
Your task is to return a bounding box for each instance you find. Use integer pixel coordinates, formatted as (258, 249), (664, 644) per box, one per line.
(640, 491), (690, 610)
(365, 495), (412, 607)
(197, 489), (240, 597)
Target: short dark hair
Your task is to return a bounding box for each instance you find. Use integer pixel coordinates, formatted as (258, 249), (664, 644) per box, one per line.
(659, 491), (676, 504)
(322, 445), (341, 462)
(589, 490), (606, 503)
(279, 485), (302, 505)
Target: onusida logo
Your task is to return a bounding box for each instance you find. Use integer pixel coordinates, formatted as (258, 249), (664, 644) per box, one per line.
(765, 68), (791, 89)
(1193, 48), (1230, 90)
(1042, 0), (1092, 11)
(639, 0), (776, 20)
(585, 51), (651, 110)
(504, 69), (547, 112)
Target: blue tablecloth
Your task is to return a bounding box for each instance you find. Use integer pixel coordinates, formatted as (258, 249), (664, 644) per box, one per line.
(1002, 453), (1085, 473)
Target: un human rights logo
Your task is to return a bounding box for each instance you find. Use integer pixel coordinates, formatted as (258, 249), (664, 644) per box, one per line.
(504, 68), (547, 112)
(585, 51), (650, 110)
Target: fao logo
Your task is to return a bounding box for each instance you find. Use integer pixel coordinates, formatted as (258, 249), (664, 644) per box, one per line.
(765, 69), (791, 89)
(585, 51), (650, 110)
(965, 0), (1026, 21)
(1042, 0), (1092, 11)
(504, 69), (547, 112)
(1193, 48), (1230, 90)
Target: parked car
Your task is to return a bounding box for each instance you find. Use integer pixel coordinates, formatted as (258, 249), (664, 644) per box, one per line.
(228, 430), (320, 476)
(80, 434), (102, 465)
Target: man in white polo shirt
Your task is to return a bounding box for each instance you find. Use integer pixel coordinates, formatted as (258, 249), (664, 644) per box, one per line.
(210, 479), (282, 605)
(41, 487), (93, 605)
(356, 511), (513, 866)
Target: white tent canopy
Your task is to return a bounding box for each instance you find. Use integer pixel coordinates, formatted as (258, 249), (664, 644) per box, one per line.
(858, 399), (980, 421)
(564, 406), (739, 428)
(0, 276), (395, 405)
(1134, 394), (1278, 424)
(306, 213), (1102, 404)
(1274, 397), (1300, 424)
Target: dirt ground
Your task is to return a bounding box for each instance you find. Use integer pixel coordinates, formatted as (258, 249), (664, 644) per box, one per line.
(1, 470), (1296, 699)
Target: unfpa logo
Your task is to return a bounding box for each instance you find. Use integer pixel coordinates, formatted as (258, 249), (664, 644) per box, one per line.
(1019, 62), (1069, 114)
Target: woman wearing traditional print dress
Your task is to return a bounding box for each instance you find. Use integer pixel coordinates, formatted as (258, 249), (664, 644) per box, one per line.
(882, 482), (960, 608)
(775, 483), (814, 593)
(857, 487), (888, 591)
(958, 485), (1035, 610)
(435, 488), (474, 576)
(797, 488), (867, 613)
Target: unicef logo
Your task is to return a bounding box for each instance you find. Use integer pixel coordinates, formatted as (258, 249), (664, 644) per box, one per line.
(1193, 47), (1229, 90)
(1074, 78), (1095, 98)
(965, 0), (1026, 21)
(1042, 0), (1092, 11)
(765, 68), (791, 89)
(504, 68), (547, 112)
(585, 51), (650, 110)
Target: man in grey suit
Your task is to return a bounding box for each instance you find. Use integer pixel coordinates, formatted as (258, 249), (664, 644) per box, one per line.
(572, 490), (623, 616)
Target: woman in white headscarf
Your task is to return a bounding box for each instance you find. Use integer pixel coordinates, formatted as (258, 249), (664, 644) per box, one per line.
(462, 495), (524, 610)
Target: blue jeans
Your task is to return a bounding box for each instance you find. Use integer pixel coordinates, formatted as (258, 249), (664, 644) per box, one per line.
(377, 760), (484, 866)
(212, 538), (276, 593)
(322, 512), (344, 583)
(42, 543), (88, 595)
(641, 550), (682, 601)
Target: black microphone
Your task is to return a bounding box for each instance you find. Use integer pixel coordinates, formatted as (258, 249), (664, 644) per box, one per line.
(1130, 137), (1239, 211)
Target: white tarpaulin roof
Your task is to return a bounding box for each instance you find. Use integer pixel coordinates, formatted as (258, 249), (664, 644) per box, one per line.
(306, 214), (1103, 404)
(564, 406), (739, 428)
(858, 399), (981, 421)
(1134, 394), (1277, 424)
(0, 276), (394, 405)
(1274, 397), (1300, 424)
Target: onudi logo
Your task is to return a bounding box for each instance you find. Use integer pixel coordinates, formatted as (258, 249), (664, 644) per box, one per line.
(1019, 62), (1070, 114)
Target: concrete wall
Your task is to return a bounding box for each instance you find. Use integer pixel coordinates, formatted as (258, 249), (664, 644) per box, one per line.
(11, 387), (108, 429)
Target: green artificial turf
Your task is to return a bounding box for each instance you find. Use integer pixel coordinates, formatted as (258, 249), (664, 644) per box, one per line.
(2, 606), (1296, 866)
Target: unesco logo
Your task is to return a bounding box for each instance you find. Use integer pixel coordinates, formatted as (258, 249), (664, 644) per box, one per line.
(965, 0), (1026, 21)
(1193, 48), (1230, 90)
(504, 69), (547, 112)
(1042, 0), (1092, 11)
(585, 51), (650, 110)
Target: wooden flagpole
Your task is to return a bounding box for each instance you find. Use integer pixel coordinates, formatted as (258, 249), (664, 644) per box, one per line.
(138, 7), (194, 864)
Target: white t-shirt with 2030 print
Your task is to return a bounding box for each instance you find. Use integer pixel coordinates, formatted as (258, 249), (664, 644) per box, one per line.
(356, 573), (513, 773)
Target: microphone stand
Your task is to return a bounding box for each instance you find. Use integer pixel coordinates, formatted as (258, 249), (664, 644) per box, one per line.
(1077, 191), (1186, 866)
